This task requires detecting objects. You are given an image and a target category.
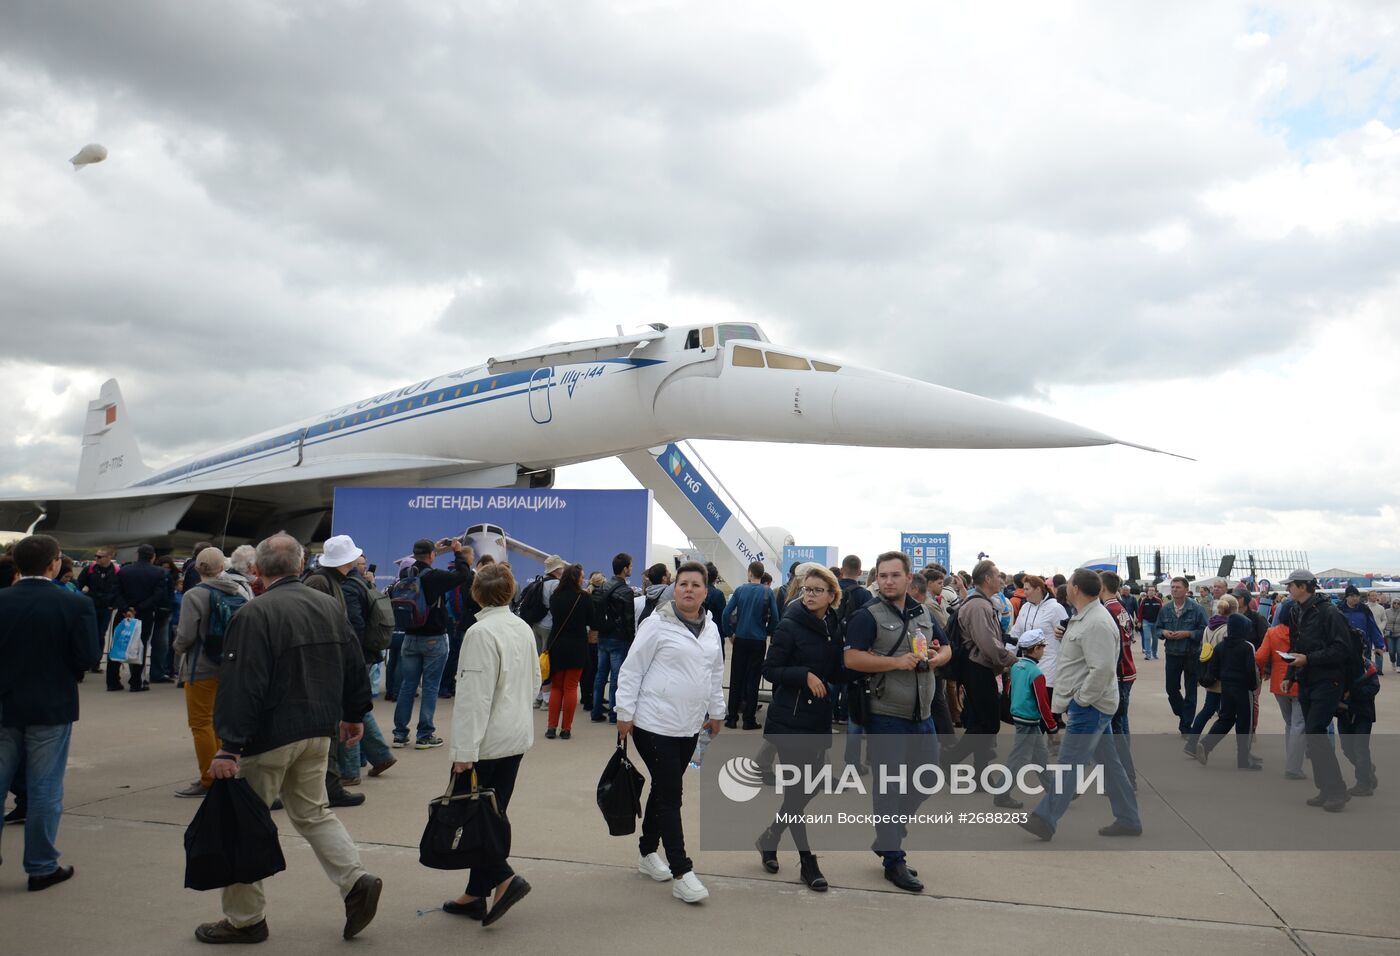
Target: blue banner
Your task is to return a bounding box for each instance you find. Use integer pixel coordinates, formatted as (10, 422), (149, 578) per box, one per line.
(333, 487), (651, 590)
(781, 545), (839, 582)
(655, 443), (732, 534)
(900, 533), (950, 573)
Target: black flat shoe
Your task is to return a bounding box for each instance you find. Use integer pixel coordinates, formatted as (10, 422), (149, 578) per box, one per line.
(799, 854), (827, 891)
(482, 876), (532, 927)
(559, 730), (571, 740)
(883, 862), (922, 893)
(1098, 821), (1143, 837)
(443, 898), (487, 920)
(545, 728), (557, 740)
(1018, 814), (1054, 842)
(755, 836), (779, 873)
(28, 865), (75, 892)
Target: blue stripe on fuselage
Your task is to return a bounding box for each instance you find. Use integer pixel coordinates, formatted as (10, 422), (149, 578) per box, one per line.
(131, 357), (663, 488)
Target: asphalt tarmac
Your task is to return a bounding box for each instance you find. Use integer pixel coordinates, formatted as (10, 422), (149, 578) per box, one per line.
(1, 657), (1397, 955)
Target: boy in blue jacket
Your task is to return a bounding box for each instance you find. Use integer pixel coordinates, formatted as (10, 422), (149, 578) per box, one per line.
(998, 629), (1057, 809)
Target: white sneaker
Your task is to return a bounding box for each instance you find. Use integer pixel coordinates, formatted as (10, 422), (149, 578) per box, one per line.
(672, 871), (709, 903)
(638, 853), (672, 882)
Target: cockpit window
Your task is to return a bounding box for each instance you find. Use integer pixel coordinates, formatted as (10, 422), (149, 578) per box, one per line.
(716, 323), (763, 345)
(765, 351), (811, 370)
(732, 346), (764, 368)
(812, 361), (841, 372)
(701, 327), (715, 348)
(685, 330), (700, 349)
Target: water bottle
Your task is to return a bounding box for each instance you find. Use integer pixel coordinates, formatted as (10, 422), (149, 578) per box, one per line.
(689, 726), (713, 770)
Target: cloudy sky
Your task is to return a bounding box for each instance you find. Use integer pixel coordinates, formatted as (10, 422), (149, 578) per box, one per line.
(3, 1), (1399, 575)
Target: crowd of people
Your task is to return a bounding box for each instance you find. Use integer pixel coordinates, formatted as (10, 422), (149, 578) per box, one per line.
(0, 531), (1387, 942)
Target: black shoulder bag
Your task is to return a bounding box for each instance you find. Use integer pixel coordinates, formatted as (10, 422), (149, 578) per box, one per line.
(847, 605), (910, 725)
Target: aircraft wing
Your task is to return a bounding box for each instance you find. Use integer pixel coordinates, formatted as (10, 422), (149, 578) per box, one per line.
(486, 331), (664, 375)
(0, 454), (505, 540)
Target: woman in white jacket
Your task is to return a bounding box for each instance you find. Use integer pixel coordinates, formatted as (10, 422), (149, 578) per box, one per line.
(1010, 576), (1069, 700)
(444, 562), (541, 927)
(616, 560), (725, 904)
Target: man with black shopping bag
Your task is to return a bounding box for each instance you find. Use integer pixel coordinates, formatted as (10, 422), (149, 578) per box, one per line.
(184, 777), (286, 891)
(195, 534), (381, 945)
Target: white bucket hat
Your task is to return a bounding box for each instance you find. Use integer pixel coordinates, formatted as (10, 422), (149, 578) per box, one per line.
(320, 534), (363, 569)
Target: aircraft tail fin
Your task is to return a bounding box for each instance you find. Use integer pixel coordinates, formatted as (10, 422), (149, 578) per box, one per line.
(76, 379), (150, 493)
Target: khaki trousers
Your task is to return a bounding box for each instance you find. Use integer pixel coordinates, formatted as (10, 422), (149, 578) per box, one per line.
(183, 679), (221, 789)
(222, 737), (366, 928)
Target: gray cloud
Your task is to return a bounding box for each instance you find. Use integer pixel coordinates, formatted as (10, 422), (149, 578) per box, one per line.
(1, 0), (1399, 527)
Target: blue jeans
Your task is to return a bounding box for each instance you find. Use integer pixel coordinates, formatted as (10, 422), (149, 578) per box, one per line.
(1140, 622), (1158, 659)
(1187, 690), (1221, 745)
(1387, 636), (1399, 667)
(863, 713), (939, 868)
(843, 719), (864, 767)
(393, 634), (449, 740)
(384, 631), (405, 699)
(591, 638), (628, 721)
(1031, 700), (1140, 835)
(1110, 680), (1136, 787)
(151, 609), (173, 680)
(0, 720), (73, 875)
(339, 670), (395, 775)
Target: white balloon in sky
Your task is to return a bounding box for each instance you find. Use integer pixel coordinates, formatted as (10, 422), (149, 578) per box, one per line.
(69, 143), (108, 170)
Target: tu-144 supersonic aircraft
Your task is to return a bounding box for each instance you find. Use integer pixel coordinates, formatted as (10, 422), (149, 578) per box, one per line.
(0, 321), (1176, 552)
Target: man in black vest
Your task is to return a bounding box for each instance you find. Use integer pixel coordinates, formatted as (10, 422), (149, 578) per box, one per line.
(843, 550), (951, 894)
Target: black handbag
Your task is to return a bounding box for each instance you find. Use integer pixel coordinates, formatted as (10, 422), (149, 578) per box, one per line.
(183, 777), (287, 890)
(419, 769), (512, 870)
(596, 737), (646, 836)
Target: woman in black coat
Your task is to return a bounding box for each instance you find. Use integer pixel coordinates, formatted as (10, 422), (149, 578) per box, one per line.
(755, 566), (845, 891)
(544, 564), (590, 740)
(1197, 613), (1263, 769)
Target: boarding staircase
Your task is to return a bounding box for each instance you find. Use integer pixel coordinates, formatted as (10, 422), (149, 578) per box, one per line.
(618, 441), (780, 587)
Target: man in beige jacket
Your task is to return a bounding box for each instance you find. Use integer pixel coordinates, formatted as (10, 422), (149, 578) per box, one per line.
(1019, 568), (1141, 842)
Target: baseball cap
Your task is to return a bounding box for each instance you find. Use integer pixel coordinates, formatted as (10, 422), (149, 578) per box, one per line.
(1017, 628), (1047, 650)
(1282, 569), (1316, 585)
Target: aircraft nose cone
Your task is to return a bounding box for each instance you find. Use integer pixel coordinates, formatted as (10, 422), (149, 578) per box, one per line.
(830, 370), (1117, 450)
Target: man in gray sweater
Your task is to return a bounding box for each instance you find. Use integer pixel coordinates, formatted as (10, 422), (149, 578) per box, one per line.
(1019, 568), (1141, 842)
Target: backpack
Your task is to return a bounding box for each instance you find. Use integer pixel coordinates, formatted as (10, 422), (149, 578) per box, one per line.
(592, 580), (633, 637)
(199, 583), (247, 662)
(388, 567), (432, 631)
(939, 592), (991, 684)
(350, 576), (395, 654)
(637, 592), (661, 625)
(1342, 625), (1370, 690)
(512, 575), (549, 625)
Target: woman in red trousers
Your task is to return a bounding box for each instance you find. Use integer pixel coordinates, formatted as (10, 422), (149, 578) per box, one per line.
(545, 564), (591, 739)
